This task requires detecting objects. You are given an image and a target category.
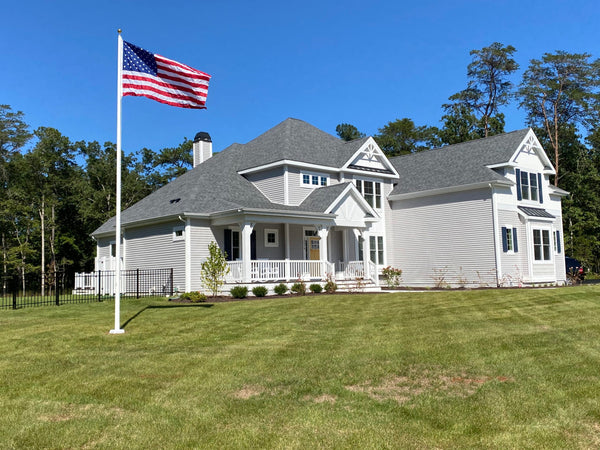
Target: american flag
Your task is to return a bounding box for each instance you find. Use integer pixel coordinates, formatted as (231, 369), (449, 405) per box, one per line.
(122, 41), (211, 109)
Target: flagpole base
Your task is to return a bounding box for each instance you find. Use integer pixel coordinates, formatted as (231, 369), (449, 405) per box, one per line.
(110, 329), (125, 334)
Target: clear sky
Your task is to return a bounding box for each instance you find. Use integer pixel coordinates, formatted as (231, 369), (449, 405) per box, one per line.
(3, 0), (599, 155)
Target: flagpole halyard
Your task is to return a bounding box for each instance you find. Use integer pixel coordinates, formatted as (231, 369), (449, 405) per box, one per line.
(110, 30), (125, 335)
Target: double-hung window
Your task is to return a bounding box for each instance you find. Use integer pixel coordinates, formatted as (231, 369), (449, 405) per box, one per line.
(533, 229), (551, 261)
(355, 179), (382, 209)
(517, 169), (543, 203)
(502, 227), (518, 253)
(369, 236), (384, 265)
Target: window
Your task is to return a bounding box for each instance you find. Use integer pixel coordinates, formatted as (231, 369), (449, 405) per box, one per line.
(369, 235), (384, 265)
(355, 179), (382, 209)
(110, 242), (116, 257)
(301, 172), (328, 187)
(502, 227), (518, 253)
(520, 171), (530, 200)
(533, 229), (551, 261)
(517, 169), (543, 203)
(529, 173), (538, 201)
(173, 226), (185, 241)
(264, 228), (279, 247)
(231, 231), (240, 260)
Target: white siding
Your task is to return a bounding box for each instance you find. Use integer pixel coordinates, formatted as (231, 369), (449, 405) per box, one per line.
(189, 219), (218, 291)
(497, 209), (529, 283)
(246, 168), (285, 204)
(388, 188), (497, 287)
(125, 221), (186, 291)
(96, 238), (112, 259)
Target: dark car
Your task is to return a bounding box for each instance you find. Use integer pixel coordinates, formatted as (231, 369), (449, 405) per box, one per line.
(565, 257), (584, 283)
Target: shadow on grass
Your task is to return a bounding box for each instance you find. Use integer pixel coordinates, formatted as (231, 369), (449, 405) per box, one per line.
(121, 303), (214, 329)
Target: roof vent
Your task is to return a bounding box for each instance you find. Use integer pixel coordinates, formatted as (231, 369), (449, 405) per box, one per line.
(170, 198), (181, 204)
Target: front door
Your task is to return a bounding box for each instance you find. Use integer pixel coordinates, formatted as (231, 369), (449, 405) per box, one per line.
(309, 237), (320, 260)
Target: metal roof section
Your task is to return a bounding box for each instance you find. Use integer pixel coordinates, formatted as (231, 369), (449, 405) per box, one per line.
(517, 206), (555, 219)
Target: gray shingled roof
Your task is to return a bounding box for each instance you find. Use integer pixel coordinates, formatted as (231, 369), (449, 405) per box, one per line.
(93, 119), (362, 235)
(298, 182), (351, 212)
(389, 128), (531, 196)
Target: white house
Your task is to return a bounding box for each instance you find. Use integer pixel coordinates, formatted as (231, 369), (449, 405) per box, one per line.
(91, 118), (567, 291)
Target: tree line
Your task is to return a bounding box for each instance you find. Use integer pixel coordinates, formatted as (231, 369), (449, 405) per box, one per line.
(338, 43), (600, 271)
(0, 107), (193, 282)
(2, 42), (600, 280)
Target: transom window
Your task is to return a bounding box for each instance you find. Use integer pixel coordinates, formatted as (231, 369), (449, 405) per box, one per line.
(533, 229), (551, 261)
(355, 179), (382, 209)
(302, 172), (328, 186)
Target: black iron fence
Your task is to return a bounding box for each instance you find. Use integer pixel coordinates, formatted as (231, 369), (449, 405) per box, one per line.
(1, 268), (173, 310)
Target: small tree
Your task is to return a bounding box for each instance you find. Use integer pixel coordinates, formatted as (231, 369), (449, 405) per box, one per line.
(201, 241), (229, 297)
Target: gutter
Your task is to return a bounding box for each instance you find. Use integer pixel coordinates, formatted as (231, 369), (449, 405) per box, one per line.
(388, 180), (513, 201)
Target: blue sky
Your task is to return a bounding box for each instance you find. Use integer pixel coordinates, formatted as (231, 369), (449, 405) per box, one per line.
(3, 0), (599, 155)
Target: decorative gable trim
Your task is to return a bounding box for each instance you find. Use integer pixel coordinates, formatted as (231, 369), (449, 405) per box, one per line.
(341, 137), (400, 178)
(509, 129), (555, 174)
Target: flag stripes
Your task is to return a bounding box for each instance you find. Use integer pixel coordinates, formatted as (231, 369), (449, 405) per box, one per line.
(122, 41), (211, 109)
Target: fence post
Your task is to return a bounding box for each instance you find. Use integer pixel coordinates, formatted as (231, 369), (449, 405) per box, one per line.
(170, 268), (174, 296)
(97, 270), (102, 302)
(55, 273), (60, 306)
(136, 268), (140, 299)
(12, 275), (17, 310)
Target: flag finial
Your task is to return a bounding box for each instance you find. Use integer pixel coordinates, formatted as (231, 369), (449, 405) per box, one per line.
(118, 29), (122, 34)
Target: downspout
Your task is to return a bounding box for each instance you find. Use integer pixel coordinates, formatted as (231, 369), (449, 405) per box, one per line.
(489, 184), (501, 287)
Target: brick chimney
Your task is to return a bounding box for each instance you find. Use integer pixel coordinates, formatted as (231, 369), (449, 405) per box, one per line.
(193, 132), (212, 167)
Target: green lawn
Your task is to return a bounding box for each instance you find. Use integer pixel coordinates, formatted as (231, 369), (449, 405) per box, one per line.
(1, 287), (600, 449)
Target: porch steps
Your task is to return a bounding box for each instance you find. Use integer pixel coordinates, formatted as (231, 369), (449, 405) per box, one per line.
(334, 279), (381, 293)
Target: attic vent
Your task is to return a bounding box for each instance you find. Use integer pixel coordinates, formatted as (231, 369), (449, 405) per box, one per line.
(170, 198), (181, 204)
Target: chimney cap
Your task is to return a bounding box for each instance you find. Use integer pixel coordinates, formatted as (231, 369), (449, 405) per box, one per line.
(194, 132), (211, 143)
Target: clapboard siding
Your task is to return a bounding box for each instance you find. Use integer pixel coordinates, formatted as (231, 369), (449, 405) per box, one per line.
(189, 220), (217, 291)
(125, 221), (185, 291)
(497, 209), (530, 283)
(388, 188), (496, 287)
(96, 238), (111, 258)
(254, 223), (285, 260)
(246, 168), (285, 204)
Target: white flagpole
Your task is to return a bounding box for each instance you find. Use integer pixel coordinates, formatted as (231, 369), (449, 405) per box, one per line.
(110, 30), (125, 334)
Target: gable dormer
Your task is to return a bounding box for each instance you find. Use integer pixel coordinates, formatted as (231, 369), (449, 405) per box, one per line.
(510, 130), (553, 205)
(342, 138), (399, 177)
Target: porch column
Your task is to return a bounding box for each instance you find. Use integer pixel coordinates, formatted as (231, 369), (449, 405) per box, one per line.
(284, 223), (291, 281)
(241, 222), (255, 283)
(318, 225), (330, 279)
(362, 231), (370, 280)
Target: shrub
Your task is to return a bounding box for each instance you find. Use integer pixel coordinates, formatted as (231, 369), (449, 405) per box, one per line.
(274, 283), (288, 295)
(252, 286), (268, 297)
(324, 280), (337, 294)
(230, 286), (248, 299)
(291, 281), (306, 295)
(309, 283), (322, 294)
(381, 266), (402, 288)
(201, 241), (230, 297)
(179, 291), (207, 302)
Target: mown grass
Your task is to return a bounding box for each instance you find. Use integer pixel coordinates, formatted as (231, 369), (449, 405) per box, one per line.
(1, 287), (600, 449)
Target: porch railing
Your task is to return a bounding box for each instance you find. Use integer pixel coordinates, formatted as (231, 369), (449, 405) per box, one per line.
(225, 260), (379, 285)
(226, 260), (335, 283)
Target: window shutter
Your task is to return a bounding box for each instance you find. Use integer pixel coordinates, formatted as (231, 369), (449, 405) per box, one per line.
(502, 227), (508, 252)
(516, 169), (522, 201)
(251, 230), (257, 260)
(224, 229), (232, 261)
(538, 173), (543, 203)
(556, 230), (561, 253)
(513, 228), (518, 253)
